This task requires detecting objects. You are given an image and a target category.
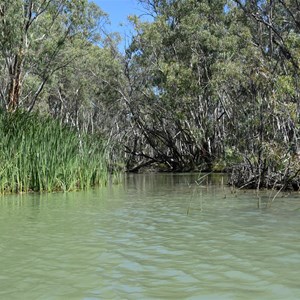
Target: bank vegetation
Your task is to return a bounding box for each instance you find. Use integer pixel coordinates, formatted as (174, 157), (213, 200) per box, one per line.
(0, 0), (299, 192)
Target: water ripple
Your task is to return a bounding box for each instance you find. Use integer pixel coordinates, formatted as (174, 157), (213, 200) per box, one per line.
(0, 174), (300, 299)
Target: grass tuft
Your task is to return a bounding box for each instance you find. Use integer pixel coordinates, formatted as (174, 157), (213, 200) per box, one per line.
(0, 110), (110, 194)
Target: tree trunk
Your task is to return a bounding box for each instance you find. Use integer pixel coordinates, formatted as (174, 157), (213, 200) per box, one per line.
(7, 52), (24, 111)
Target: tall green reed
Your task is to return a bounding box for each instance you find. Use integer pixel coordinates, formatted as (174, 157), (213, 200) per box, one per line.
(0, 110), (110, 193)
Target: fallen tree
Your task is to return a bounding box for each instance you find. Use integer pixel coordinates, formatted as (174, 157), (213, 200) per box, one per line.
(228, 157), (300, 191)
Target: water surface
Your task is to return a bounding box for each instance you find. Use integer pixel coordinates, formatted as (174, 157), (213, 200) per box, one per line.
(0, 173), (300, 299)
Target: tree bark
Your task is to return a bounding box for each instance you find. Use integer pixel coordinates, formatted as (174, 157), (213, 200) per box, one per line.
(7, 52), (24, 111)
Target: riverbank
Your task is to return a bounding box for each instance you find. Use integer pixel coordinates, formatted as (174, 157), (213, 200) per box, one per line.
(2, 109), (299, 194)
(127, 160), (300, 192)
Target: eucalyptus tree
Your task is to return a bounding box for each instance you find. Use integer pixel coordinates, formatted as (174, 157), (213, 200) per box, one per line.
(234, 0), (300, 69)
(225, 0), (300, 189)
(45, 35), (124, 132)
(122, 0), (300, 188)
(0, 0), (105, 111)
(124, 0), (231, 171)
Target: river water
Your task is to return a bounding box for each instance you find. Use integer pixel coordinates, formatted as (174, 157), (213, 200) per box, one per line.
(0, 173), (300, 299)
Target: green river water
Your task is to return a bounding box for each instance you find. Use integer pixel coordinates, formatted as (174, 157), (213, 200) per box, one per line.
(0, 173), (300, 299)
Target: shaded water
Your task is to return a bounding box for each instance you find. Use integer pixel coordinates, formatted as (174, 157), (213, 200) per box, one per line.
(0, 173), (300, 299)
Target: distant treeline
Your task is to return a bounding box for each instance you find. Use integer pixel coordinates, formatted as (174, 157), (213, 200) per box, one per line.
(0, 0), (299, 191)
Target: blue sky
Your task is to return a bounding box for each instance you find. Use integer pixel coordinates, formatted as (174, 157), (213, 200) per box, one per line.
(92, 0), (146, 49)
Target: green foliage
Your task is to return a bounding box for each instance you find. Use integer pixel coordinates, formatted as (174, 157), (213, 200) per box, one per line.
(275, 76), (296, 97)
(120, 0), (300, 177)
(0, 0), (107, 110)
(1, 0), (300, 185)
(0, 110), (109, 193)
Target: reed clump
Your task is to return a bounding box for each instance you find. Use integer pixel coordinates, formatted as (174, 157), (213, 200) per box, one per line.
(0, 110), (109, 193)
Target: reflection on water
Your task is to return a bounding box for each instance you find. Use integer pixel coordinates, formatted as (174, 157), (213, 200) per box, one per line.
(0, 173), (300, 299)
